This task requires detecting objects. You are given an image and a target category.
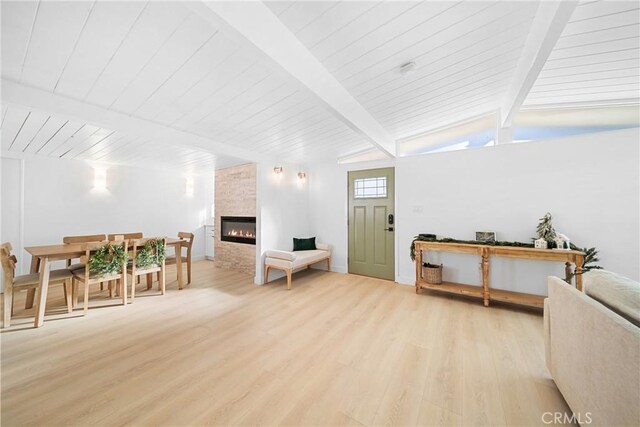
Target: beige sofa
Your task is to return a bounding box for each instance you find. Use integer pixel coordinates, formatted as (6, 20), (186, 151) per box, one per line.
(544, 270), (640, 426)
(264, 243), (331, 290)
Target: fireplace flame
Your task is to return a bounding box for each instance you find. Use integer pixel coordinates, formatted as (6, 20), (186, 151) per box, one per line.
(227, 229), (256, 238)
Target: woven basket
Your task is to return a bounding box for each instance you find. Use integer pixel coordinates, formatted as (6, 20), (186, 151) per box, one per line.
(423, 263), (443, 284)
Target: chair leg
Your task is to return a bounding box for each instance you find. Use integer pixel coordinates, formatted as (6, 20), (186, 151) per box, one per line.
(64, 280), (73, 313)
(83, 281), (90, 316)
(160, 266), (166, 295)
(121, 275), (127, 306)
(286, 269), (292, 290)
(130, 275), (135, 302)
(72, 279), (79, 308)
(3, 286), (13, 328)
(25, 288), (35, 309)
(108, 280), (114, 298)
(187, 258), (192, 284)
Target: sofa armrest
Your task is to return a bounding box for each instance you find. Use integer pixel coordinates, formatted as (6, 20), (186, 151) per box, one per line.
(316, 243), (330, 252)
(546, 276), (640, 426)
(265, 250), (296, 261)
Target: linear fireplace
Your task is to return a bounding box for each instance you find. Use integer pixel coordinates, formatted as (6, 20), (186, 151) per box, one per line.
(220, 216), (256, 245)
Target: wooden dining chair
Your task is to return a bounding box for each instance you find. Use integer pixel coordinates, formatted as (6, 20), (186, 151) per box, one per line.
(108, 233), (144, 286)
(63, 234), (107, 270)
(1, 242), (73, 328)
(108, 232), (143, 241)
(63, 234), (108, 299)
(71, 240), (128, 314)
(164, 232), (194, 285)
(128, 238), (166, 301)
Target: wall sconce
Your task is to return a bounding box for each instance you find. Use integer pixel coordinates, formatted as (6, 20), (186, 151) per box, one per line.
(297, 172), (307, 182)
(185, 176), (194, 197)
(273, 166), (283, 175)
(93, 167), (107, 191)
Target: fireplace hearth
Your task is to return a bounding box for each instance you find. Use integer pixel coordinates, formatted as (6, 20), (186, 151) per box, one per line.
(220, 216), (256, 245)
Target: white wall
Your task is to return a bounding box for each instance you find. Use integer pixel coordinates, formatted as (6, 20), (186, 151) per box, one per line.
(307, 128), (640, 295)
(255, 162), (310, 284)
(1, 155), (213, 281)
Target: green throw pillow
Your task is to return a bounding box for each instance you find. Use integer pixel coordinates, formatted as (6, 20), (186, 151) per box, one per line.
(293, 237), (316, 251)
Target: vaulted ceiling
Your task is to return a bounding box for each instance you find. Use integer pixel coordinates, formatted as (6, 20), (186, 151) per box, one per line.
(2, 0), (638, 171)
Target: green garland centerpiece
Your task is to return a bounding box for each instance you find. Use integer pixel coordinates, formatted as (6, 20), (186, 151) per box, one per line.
(88, 243), (128, 277)
(135, 238), (166, 269)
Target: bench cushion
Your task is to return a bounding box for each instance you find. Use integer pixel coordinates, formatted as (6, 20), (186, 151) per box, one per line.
(265, 250), (297, 261)
(265, 249), (329, 270)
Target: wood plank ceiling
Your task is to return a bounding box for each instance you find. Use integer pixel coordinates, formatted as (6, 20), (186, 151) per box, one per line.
(1, 0), (639, 170)
(524, 0), (640, 107)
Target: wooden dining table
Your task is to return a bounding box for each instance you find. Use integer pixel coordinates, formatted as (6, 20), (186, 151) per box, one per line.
(24, 237), (187, 328)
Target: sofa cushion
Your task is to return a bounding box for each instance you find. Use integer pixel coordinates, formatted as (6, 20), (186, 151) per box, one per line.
(293, 237), (316, 251)
(265, 250), (296, 261)
(584, 269), (640, 327)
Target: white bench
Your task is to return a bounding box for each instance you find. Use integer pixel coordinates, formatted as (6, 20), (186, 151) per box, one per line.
(264, 243), (331, 290)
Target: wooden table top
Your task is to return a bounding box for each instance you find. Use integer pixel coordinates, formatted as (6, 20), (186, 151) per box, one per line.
(25, 238), (185, 258)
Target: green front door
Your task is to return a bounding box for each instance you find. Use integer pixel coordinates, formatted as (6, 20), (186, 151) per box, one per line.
(348, 167), (395, 280)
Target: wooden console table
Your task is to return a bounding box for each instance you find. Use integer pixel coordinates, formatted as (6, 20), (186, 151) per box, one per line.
(414, 241), (585, 309)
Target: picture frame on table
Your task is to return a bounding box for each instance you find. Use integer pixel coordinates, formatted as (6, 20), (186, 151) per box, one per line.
(475, 231), (496, 243)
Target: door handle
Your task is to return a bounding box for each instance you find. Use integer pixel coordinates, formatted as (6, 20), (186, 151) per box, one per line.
(384, 227), (394, 231)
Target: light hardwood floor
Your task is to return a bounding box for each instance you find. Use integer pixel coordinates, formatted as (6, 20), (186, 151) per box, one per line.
(1, 261), (572, 426)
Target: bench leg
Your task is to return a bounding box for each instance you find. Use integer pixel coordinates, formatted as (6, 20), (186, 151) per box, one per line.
(264, 265), (270, 284)
(327, 257), (331, 271)
(286, 269), (292, 290)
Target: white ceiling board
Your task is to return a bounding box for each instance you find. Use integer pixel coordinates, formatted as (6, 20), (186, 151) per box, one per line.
(270, 1), (539, 138)
(109, 12), (218, 113)
(1, 0), (38, 81)
(500, 0), (578, 126)
(0, 105), (242, 172)
(1, 105), (31, 151)
(53, 1), (148, 99)
(525, 1), (640, 107)
(3, 79), (262, 168)
(347, 4), (536, 101)
(84, 1), (191, 107)
(5, 109), (50, 153)
(21, 116), (69, 154)
(198, 1), (396, 156)
(166, 52), (262, 128)
(19, 1), (94, 90)
(134, 31), (240, 121)
(307, 2), (420, 63)
(327, 1), (497, 81)
(269, 1), (338, 35)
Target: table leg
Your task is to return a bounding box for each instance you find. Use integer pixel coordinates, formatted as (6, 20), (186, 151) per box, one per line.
(564, 262), (572, 285)
(33, 257), (51, 328)
(415, 248), (422, 294)
(176, 249), (184, 290)
(575, 255), (585, 291)
(25, 256), (41, 309)
(482, 251), (490, 307)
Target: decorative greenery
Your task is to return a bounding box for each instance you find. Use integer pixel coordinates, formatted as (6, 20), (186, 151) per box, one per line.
(88, 243), (128, 277)
(569, 243), (602, 278)
(410, 235), (534, 261)
(536, 212), (557, 245)
(135, 239), (166, 269)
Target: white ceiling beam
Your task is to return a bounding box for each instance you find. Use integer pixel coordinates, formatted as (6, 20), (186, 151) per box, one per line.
(192, 1), (396, 157)
(2, 78), (269, 164)
(500, 1), (578, 128)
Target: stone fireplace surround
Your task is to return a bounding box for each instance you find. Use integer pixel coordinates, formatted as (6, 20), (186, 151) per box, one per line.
(214, 163), (256, 275)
